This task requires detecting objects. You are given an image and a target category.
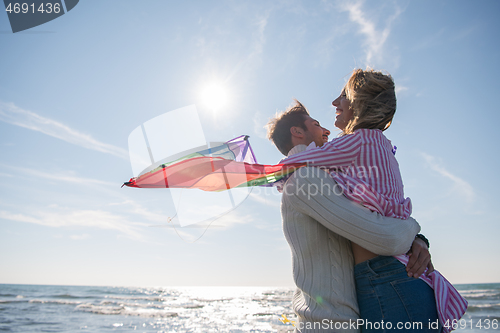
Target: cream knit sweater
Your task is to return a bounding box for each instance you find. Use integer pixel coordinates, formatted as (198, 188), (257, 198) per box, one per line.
(281, 145), (420, 332)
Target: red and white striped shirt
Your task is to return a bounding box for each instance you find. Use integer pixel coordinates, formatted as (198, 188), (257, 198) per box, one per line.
(281, 128), (467, 331)
(394, 255), (468, 333)
(281, 128), (412, 219)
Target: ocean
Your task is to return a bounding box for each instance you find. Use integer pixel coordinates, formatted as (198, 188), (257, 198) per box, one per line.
(0, 283), (498, 332)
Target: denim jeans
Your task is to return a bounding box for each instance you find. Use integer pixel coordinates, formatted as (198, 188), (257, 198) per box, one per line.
(354, 256), (440, 332)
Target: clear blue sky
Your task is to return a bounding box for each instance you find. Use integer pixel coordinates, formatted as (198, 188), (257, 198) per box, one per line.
(1, 0), (499, 287)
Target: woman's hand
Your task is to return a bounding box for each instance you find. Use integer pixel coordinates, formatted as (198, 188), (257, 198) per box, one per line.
(406, 238), (434, 278)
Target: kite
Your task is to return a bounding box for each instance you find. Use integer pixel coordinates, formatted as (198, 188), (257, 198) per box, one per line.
(123, 135), (305, 192)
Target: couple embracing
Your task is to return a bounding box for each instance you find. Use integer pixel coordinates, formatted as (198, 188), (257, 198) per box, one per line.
(265, 69), (466, 332)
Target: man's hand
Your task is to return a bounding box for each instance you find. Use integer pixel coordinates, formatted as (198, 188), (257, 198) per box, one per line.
(406, 237), (434, 278)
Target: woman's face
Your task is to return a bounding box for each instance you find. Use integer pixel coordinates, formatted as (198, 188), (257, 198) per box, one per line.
(332, 90), (354, 131)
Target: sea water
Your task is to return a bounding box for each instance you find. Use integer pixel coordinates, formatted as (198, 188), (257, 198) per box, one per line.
(457, 283), (500, 332)
(0, 283), (498, 332)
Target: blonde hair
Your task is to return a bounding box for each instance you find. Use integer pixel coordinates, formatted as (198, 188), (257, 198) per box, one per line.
(342, 68), (396, 135)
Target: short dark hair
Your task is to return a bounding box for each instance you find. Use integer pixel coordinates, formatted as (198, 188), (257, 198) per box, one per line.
(266, 99), (309, 155)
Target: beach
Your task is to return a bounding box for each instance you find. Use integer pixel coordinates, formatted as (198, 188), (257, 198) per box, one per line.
(0, 283), (498, 332)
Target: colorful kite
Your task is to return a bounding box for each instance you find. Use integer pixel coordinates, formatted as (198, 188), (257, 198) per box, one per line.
(123, 135), (305, 192)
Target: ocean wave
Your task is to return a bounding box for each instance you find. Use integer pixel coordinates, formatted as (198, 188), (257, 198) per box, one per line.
(103, 288), (180, 298)
(192, 298), (234, 303)
(86, 288), (125, 295)
(105, 295), (171, 302)
(463, 293), (500, 301)
(465, 314), (500, 322)
(182, 304), (204, 309)
(0, 299), (29, 304)
(466, 303), (500, 312)
(46, 293), (96, 299)
(98, 300), (169, 309)
(253, 313), (274, 316)
(98, 299), (206, 310)
(75, 303), (178, 317)
(0, 294), (26, 299)
(29, 299), (82, 305)
(97, 296), (210, 311)
(252, 296), (293, 303)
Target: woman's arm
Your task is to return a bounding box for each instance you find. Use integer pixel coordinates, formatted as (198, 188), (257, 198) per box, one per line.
(282, 167), (419, 255)
(280, 132), (362, 169)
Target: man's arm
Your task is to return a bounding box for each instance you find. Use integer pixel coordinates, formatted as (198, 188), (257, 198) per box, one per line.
(406, 237), (434, 278)
(282, 167), (420, 255)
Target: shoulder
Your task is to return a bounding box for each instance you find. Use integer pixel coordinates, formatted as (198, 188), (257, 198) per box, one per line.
(319, 132), (362, 152)
(353, 129), (390, 142)
(287, 144), (308, 156)
(330, 130), (364, 144)
(353, 128), (383, 136)
(353, 129), (395, 155)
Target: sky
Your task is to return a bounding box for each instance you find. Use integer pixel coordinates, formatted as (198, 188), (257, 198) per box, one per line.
(1, 0), (499, 287)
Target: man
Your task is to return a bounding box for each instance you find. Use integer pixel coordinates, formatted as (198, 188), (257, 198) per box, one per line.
(267, 100), (331, 156)
(267, 100), (430, 332)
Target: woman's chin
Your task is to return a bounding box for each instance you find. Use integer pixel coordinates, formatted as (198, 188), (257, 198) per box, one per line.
(334, 121), (344, 131)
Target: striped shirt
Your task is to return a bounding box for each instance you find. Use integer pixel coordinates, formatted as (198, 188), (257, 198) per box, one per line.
(281, 128), (467, 331)
(281, 129), (412, 219)
(394, 255), (468, 333)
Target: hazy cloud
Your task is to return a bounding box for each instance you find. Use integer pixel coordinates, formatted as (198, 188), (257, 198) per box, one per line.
(109, 200), (171, 224)
(0, 172), (14, 178)
(111, 198), (253, 230)
(340, 0), (403, 66)
(8, 165), (116, 187)
(0, 209), (147, 240)
(0, 102), (128, 159)
(70, 233), (90, 240)
(248, 191), (280, 208)
(226, 9), (271, 83)
(421, 153), (475, 203)
(395, 85), (409, 94)
(253, 111), (270, 139)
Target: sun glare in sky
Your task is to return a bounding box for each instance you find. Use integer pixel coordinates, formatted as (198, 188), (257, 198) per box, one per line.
(201, 82), (228, 110)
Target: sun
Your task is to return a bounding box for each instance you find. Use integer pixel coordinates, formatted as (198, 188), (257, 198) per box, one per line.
(201, 83), (228, 110)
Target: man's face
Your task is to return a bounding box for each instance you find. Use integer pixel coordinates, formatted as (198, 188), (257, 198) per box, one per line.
(303, 115), (330, 147)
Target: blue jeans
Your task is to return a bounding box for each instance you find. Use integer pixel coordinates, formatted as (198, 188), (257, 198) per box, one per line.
(354, 256), (440, 332)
